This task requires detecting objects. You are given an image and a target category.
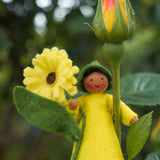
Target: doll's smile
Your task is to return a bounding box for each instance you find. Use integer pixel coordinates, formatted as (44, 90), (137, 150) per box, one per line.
(95, 85), (100, 88)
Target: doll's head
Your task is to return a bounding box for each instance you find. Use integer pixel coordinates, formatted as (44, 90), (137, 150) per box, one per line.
(83, 69), (109, 93)
(78, 61), (112, 93)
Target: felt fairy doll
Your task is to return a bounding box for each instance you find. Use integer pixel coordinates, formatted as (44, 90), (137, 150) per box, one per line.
(13, 48), (138, 160)
(66, 61), (138, 160)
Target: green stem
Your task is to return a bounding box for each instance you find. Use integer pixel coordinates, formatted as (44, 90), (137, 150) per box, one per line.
(103, 42), (124, 143)
(111, 62), (121, 143)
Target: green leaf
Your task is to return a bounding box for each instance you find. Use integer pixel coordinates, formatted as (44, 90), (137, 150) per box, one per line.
(145, 153), (160, 160)
(13, 86), (82, 142)
(120, 73), (160, 106)
(126, 112), (152, 160)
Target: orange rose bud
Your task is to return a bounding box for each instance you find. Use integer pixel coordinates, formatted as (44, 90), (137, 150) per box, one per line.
(93, 0), (135, 42)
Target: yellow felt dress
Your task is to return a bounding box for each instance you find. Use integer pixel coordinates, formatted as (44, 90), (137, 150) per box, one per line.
(67, 93), (137, 160)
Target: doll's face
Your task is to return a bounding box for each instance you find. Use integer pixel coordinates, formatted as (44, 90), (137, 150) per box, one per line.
(83, 72), (109, 93)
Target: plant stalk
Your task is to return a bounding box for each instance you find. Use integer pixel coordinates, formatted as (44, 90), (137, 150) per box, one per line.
(103, 42), (124, 143)
(111, 62), (121, 143)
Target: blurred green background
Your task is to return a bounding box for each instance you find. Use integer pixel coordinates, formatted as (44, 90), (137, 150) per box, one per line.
(0, 0), (160, 159)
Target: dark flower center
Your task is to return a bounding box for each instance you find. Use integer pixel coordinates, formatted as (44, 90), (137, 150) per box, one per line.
(46, 72), (56, 85)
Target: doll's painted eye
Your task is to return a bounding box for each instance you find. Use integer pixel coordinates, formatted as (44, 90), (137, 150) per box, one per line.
(101, 77), (103, 80)
(90, 79), (93, 81)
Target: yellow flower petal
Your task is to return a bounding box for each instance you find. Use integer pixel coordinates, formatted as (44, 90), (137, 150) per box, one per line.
(63, 82), (73, 92)
(57, 88), (67, 105)
(71, 66), (79, 74)
(23, 46), (79, 105)
(42, 48), (51, 55)
(39, 86), (52, 99)
(57, 60), (67, 73)
(51, 47), (59, 56)
(28, 87), (41, 94)
(32, 58), (48, 70)
(68, 86), (77, 96)
(65, 72), (73, 79)
(58, 50), (68, 60)
(66, 59), (72, 68)
(26, 83), (42, 92)
(71, 77), (78, 85)
(61, 68), (70, 77)
(52, 85), (60, 98)
(23, 67), (37, 77)
(23, 77), (40, 85)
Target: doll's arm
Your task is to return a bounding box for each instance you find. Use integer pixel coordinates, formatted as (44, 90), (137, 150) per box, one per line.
(107, 94), (138, 126)
(120, 101), (138, 126)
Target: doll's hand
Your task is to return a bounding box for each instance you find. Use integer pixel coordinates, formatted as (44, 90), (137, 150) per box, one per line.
(130, 117), (138, 125)
(69, 99), (78, 110)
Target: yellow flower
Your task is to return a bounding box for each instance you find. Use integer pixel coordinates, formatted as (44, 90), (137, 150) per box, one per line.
(23, 47), (79, 105)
